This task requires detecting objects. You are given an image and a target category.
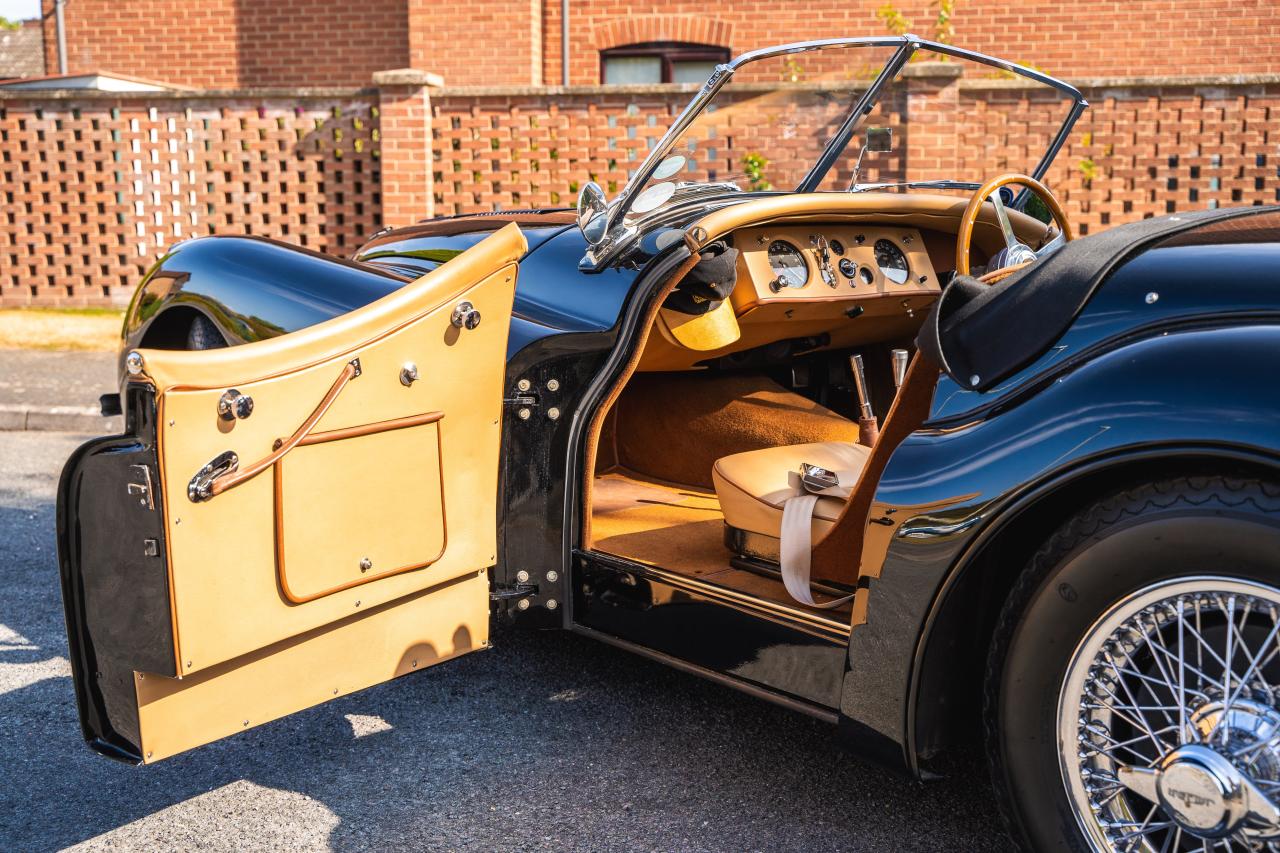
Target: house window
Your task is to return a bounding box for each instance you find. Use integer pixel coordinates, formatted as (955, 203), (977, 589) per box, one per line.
(601, 42), (730, 85)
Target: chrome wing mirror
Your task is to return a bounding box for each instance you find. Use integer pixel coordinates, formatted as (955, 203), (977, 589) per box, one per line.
(577, 182), (609, 246)
(846, 127), (894, 191)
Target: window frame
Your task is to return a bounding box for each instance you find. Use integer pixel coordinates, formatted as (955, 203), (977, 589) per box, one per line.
(600, 41), (731, 85)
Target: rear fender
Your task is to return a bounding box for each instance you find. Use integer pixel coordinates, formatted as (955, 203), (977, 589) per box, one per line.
(839, 322), (1280, 775)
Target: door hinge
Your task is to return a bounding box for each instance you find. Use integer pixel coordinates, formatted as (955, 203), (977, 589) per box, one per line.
(504, 377), (539, 421)
(489, 581), (538, 601)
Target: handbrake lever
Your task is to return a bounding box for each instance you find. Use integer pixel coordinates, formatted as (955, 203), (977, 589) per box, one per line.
(849, 354), (879, 446)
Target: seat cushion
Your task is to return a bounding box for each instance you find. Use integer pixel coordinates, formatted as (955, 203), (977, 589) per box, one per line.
(712, 441), (871, 540)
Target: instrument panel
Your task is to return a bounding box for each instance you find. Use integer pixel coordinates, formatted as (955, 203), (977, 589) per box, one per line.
(734, 224), (939, 313)
(637, 222), (944, 372)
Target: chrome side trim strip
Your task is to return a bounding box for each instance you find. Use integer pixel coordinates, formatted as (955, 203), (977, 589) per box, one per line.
(570, 623), (841, 724)
(579, 548), (853, 643)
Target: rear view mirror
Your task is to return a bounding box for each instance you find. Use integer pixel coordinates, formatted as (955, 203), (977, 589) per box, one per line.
(865, 126), (894, 153)
(577, 182), (609, 245)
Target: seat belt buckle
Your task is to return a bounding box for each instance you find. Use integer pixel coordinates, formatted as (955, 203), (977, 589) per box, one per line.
(799, 463), (840, 494)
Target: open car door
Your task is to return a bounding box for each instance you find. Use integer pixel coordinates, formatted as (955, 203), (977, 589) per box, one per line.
(57, 223), (526, 763)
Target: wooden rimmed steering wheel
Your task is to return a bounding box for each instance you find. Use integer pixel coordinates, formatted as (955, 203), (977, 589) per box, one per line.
(954, 173), (1073, 277)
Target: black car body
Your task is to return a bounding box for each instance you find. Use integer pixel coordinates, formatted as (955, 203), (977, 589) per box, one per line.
(59, 37), (1280, 852)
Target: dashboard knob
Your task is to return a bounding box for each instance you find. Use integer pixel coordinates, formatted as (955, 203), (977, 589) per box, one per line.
(838, 258), (858, 280)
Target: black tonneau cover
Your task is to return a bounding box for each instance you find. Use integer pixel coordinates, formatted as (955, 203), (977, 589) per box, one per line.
(918, 206), (1279, 392)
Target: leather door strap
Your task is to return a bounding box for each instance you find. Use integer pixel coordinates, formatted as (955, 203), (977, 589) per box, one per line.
(205, 358), (360, 499)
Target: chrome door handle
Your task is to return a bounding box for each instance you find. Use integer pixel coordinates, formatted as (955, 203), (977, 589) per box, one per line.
(218, 388), (254, 420)
(188, 450), (240, 502)
(451, 301), (481, 330)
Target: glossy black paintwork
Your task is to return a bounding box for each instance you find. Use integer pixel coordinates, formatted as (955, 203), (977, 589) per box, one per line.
(842, 222), (1280, 774)
(121, 235), (409, 360)
(91, 199), (1280, 779)
(574, 553), (848, 711)
(117, 214), (629, 382)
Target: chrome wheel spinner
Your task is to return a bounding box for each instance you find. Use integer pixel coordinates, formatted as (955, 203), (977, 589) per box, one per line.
(1060, 579), (1280, 851)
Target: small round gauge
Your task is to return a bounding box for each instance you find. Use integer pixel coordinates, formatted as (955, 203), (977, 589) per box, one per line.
(829, 238), (845, 256)
(838, 257), (858, 279)
(767, 240), (808, 289)
(874, 238), (910, 285)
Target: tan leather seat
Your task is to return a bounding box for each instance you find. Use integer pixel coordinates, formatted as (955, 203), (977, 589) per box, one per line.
(712, 441), (871, 540)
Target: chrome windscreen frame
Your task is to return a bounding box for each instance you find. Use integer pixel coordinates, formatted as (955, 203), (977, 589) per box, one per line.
(578, 35), (1088, 271)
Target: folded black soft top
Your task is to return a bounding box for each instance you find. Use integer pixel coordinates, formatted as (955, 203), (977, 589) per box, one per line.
(917, 206), (1279, 392)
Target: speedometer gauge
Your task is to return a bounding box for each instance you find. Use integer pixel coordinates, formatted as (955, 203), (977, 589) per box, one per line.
(874, 239), (910, 284)
(767, 240), (808, 289)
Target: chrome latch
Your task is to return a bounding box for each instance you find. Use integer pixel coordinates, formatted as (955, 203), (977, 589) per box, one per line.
(188, 450), (239, 503)
(799, 463), (840, 494)
(451, 301), (481, 330)
(489, 581), (538, 601)
(128, 463), (155, 510)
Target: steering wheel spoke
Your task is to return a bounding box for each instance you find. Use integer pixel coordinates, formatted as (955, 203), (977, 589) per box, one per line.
(955, 173), (1073, 277)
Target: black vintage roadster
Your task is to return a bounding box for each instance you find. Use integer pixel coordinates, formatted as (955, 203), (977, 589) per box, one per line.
(58, 38), (1280, 851)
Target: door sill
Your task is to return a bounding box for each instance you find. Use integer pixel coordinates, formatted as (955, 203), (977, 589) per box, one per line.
(570, 623), (841, 724)
(575, 549), (853, 644)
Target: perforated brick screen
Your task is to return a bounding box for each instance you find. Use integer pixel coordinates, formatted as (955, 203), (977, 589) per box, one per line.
(0, 95), (380, 307)
(2, 77), (1277, 307)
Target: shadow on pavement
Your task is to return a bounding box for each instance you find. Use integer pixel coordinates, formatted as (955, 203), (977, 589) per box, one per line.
(0, 474), (1008, 852)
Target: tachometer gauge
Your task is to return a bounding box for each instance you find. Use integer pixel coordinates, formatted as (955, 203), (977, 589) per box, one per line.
(874, 239), (910, 284)
(767, 240), (808, 289)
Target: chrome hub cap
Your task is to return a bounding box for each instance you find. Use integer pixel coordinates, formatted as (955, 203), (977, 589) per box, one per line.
(1059, 578), (1280, 851)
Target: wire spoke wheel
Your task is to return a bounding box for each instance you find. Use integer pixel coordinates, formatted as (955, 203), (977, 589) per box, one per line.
(1059, 577), (1280, 852)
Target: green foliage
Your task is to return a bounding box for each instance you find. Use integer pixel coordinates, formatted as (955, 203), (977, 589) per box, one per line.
(0, 17), (21, 31)
(875, 3), (912, 37)
(876, 1), (958, 57)
(933, 0), (956, 45)
(742, 152), (772, 192)
(1078, 156), (1099, 184)
(1023, 193), (1053, 225)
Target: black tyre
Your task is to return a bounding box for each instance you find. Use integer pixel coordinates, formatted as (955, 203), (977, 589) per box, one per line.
(186, 313), (227, 350)
(985, 476), (1280, 851)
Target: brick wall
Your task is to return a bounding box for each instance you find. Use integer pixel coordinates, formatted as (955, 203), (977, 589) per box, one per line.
(35, 1), (1280, 89)
(2, 72), (1278, 307)
(0, 89), (386, 306)
(39, 0), (408, 89)
(546, 0), (1277, 86)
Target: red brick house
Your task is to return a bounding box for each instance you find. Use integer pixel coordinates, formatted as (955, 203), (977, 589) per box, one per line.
(39, 0), (1280, 90)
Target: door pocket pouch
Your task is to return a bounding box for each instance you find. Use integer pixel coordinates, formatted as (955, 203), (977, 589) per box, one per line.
(274, 413), (445, 604)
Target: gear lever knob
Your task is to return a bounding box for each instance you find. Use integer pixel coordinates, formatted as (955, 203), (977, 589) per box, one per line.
(891, 349), (910, 390)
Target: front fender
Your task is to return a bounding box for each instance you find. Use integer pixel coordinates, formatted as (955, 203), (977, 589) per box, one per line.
(838, 322), (1280, 774)
(120, 236), (410, 379)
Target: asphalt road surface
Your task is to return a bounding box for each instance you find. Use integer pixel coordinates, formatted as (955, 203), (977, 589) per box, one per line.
(0, 431), (1013, 852)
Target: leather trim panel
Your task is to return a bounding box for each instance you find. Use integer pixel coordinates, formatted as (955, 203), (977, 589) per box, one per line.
(274, 413), (448, 604)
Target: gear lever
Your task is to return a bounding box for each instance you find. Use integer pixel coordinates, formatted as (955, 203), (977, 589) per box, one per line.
(849, 354), (879, 446)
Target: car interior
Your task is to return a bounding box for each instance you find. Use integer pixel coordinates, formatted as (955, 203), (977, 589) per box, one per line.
(580, 193), (1056, 627)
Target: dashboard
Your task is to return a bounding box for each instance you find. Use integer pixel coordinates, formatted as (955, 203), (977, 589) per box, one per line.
(637, 221), (948, 372)
(734, 224), (939, 312)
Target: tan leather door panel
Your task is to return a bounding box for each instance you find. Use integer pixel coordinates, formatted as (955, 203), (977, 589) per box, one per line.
(275, 413), (446, 603)
(122, 222), (526, 761)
